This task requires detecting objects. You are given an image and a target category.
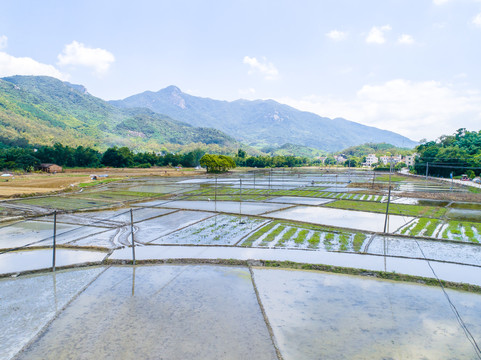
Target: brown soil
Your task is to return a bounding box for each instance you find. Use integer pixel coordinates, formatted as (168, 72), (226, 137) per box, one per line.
(0, 167), (205, 198)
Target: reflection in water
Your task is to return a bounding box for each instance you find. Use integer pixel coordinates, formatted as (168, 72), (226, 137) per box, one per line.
(253, 268), (481, 359)
(17, 265), (277, 360)
(131, 266), (135, 296)
(0, 267), (105, 360)
(52, 272), (58, 313)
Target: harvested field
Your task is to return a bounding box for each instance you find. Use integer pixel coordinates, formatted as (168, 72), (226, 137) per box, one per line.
(0, 167), (205, 198)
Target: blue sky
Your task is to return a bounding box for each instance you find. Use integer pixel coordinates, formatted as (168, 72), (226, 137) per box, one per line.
(1, 0), (481, 141)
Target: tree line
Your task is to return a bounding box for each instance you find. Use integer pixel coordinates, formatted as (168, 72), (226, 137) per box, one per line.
(0, 143), (315, 172)
(0, 143), (206, 171)
(414, 128), (481, 178)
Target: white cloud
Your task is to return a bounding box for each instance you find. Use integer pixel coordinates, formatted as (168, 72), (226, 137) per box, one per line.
(398, 34), (414, 44)
(0, 35), (7, 50)
(0, 52), (67, 80)
(276, 79), (481, 141)
(433, 0), (451, 5)
(366, 25), (391, 44)
(326, 30), (347, 41)
(473, 13), (481, 27)
(243, 56), (279, 80)
(58, 41), (115, 74)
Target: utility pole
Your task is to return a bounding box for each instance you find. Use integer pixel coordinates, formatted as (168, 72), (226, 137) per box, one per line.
(52, 211), (57, 272)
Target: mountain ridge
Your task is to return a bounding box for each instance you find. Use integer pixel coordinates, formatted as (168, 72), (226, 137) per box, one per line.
(110, 86), (417, 152)
(0, 76), (237, 151)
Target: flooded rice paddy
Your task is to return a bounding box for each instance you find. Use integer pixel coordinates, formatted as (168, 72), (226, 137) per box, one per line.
(3, 265), (481, 359)
(13, 265), (278, 360)
(1, 169), (481, 359)
(253, 268), (481, 359)
(267, 206), (413, 233)
(0, 249), (107, 274)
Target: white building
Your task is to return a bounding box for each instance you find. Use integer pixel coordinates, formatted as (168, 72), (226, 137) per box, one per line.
(363, 154), (378, 167)
(403, 154), (417, 167)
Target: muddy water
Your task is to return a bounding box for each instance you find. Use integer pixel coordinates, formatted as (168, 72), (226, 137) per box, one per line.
(391, 197), (450, 207)
(17, 265), (277, 360)
(253, 268), (481, 360)
(449, 202), (481, 210)
(446, 208), (481, 222)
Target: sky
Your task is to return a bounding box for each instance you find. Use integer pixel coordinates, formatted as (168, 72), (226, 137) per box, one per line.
(1, 0), (481, 142)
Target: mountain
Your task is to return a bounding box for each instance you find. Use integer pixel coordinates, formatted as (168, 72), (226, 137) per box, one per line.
(110, 86), (417, 152)
(0, 76), (237, 151)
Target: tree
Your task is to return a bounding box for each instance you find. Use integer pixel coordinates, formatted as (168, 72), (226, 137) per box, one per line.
(200, 154), (236, 173)
(101, 147), (134, 167)
(237, 149), (247, 158)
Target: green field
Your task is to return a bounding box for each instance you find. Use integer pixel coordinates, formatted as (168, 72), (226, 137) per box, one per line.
(324, 199), (447, 218)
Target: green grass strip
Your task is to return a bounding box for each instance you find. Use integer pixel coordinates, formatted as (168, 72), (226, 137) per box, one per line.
(353, 233), (367, 252)
(241, 221), (278, 247)
(294, 229), (309, 244)
(324, 200), (447, 219)
(308, 232), (321, 248)
(260, 225), (286, 245)
(276, 227), (297, 246)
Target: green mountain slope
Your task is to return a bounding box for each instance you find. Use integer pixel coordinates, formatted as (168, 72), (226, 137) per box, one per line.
(111, 86), (418, 152)
(0, 76), (237, 151)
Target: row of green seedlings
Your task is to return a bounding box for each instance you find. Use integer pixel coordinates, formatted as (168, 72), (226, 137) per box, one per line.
(398, 218), (481, 243)
(241, 221), (367, 252)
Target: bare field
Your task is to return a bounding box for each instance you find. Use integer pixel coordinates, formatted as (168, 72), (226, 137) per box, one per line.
(0, 167), (205, 198)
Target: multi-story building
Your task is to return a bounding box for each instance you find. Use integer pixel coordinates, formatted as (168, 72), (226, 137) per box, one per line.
(363, 154), (378, 167)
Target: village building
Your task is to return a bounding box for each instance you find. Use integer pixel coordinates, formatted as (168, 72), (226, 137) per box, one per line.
(403, 154), (417, 167)
(363, 154), (378, 167)
(39, 163), (62, 173)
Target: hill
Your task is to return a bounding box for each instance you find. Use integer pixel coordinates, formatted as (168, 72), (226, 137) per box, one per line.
(337, 143), (414, 158)
(0, 76), (237, 151)
(111, 86), (417, 152)
(265, 143), (327, 158)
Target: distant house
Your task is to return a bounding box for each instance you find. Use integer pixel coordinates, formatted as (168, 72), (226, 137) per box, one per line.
(39, 163), (62, 173)
(403, 154), (417, 167)
(363, 154), (378, 167)
(335, 155), (347, 164)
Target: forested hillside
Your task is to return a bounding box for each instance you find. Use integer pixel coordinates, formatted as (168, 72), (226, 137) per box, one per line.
(111, 85), (418, 152)
(0, 76), (237, 152)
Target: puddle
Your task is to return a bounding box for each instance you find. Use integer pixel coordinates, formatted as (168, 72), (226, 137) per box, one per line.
(0, 249), (107, 274)
(253, 268), (481, 360)
(0, 267), (105, 360)
(267, 206), (413, 233)
(17, 265), (277, 360)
